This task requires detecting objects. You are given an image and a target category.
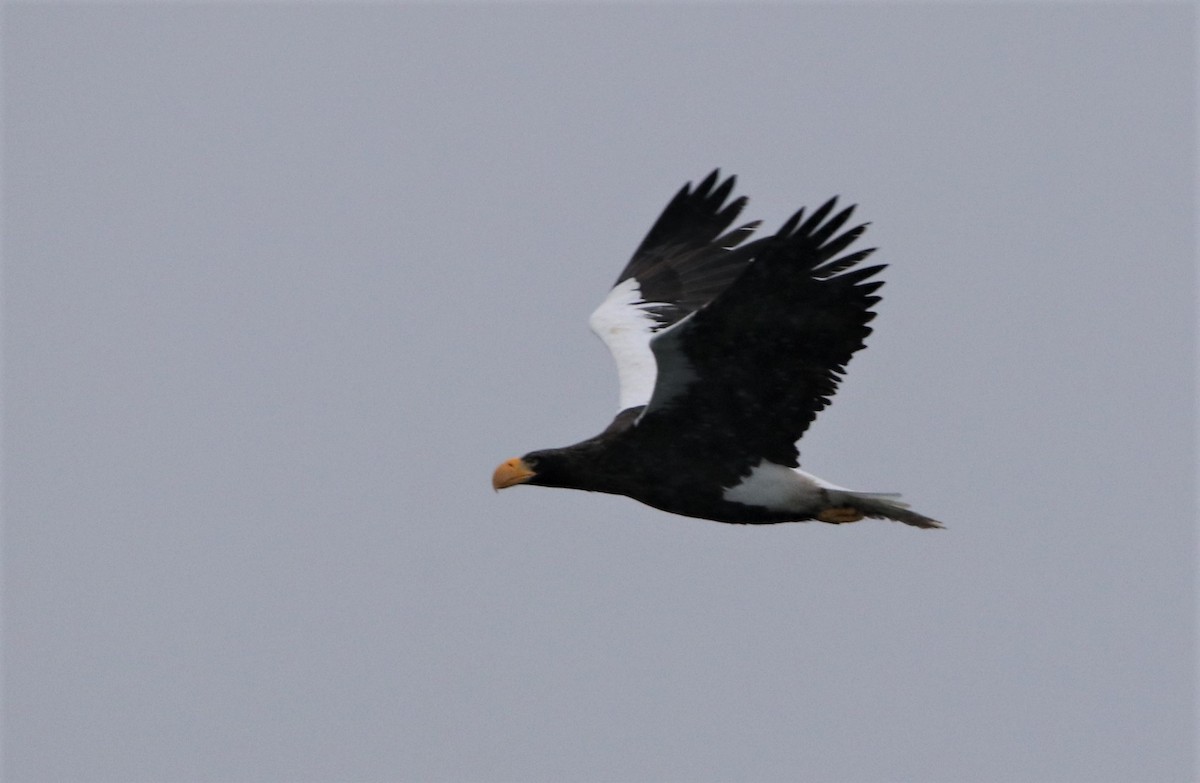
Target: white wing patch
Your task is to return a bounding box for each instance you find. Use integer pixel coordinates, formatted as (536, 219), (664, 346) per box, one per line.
(588, 278), (668, 411)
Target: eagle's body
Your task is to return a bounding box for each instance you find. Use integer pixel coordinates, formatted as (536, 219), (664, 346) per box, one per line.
(493, 172), (942, 529)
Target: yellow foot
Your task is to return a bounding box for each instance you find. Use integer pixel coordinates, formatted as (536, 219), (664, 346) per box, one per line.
(818, 506), (864, 524)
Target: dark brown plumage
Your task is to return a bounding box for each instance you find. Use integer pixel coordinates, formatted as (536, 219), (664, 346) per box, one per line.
(493, 172), (942, 529)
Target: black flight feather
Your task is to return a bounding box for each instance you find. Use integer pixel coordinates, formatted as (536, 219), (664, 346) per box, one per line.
(635, 201), (886, 470)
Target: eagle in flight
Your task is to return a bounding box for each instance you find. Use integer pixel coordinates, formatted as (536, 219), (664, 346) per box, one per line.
(493, 171), (942, 529)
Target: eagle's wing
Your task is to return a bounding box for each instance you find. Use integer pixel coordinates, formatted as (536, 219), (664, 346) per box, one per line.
(637, 198), (883, 468)
(588, 171), (759, 412)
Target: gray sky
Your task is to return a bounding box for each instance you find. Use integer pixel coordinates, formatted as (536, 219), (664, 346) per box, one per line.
(4, 4), (1195, 782)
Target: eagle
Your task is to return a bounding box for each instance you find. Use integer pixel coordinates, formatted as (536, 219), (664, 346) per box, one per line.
(493, 171), (942, 529)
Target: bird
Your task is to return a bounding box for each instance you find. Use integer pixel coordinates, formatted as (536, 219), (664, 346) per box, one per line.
(492, 171), (942, 529)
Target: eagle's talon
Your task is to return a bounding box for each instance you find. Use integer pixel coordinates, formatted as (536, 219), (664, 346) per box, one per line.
(818, 506), (865, 524)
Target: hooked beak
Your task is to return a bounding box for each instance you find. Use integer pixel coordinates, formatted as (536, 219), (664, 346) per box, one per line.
(492, 457), (536, 491)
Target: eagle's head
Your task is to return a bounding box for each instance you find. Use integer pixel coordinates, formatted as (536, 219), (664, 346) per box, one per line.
(491, 450), (578, 491)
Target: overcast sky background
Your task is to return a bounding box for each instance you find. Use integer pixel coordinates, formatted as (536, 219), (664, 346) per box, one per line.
(4, 4), (1195, 782)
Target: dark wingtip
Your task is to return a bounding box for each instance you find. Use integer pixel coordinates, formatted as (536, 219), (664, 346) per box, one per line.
(695, 169), (721, 195)
(778, 207), (805, 237)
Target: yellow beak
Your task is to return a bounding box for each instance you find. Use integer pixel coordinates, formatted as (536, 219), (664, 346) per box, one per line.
(492, 457), (536, 491)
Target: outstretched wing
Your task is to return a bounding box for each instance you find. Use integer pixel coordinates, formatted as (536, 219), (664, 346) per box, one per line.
(637, 197), (883, 469)
(588, 171), (760, 412)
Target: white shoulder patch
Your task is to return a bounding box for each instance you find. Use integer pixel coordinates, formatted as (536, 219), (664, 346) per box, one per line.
(588, 278), (666, 411)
